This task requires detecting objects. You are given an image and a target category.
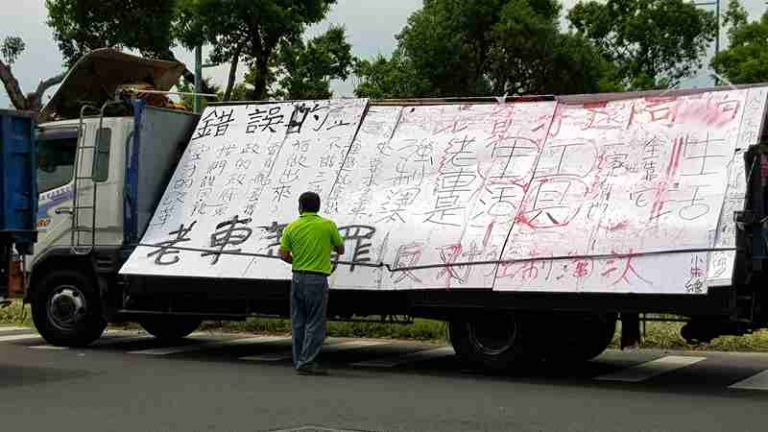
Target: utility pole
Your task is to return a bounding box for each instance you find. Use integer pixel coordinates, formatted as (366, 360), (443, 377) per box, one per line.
(194, 45), (202, 114)
(695, 0), (721, 85)
(715, 0), (720, 55)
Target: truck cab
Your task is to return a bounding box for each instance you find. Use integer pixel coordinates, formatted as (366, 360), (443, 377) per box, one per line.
(26, 49), (198, 346)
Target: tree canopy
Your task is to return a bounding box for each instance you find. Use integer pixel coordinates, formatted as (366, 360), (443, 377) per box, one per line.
(568, 0), (717, 90)
(711, 0), (768, 84)
(175, 0), (338, 100)
(46, 0), (177, 66)
(0, 35), (65, 112)
(2, 0), (759, 112)
(274, 26), (354, 100)
(355, 0), (617, 99)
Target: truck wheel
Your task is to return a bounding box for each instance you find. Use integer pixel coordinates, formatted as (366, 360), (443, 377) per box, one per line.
(31, 269), (106, 347)
(139, 316), (202, 341)
(449, 314), (530, 371)
(533, 313), (617, 364)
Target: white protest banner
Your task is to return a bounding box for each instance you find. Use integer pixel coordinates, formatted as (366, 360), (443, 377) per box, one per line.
(120, 99), (368, 279)
(326, 101), (558, 289)
(122, 88), (768, 295)
(493, 88), (768, 294)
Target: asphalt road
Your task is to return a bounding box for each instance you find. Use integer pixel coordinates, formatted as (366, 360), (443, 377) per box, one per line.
(1, 326), (767, 432)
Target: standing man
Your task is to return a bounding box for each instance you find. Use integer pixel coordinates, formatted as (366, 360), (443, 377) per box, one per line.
(279, 192), (345, 375)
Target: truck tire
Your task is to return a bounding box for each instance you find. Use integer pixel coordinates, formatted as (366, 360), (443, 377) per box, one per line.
(31, 269), (106, 347)
(139, 316), (202, 341)
(530, 313), (617, 364)
(449, 314), (531, 371)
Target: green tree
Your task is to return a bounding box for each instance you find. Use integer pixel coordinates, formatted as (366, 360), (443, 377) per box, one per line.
(568, 0), (717, 90)
(274, 26), (353, 100)
(355, 0), (615, 99)
(711, 0), (768, 84)
(175, 0), (337, 101)
(46, 0), (177, 66)
(0, 36), (66, 111)
(487, 0), (617, 95)
(177, 77), (221, 111)
(354, 52), (431, 99)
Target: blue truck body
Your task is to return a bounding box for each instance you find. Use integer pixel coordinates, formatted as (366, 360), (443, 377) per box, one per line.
(0, 109), (38, 302)
(0, 110), (37, 253)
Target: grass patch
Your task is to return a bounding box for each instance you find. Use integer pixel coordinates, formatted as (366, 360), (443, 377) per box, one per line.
(203, 317), (449, 342)
(609, 321), (768, 352)
(4, 300), (768, 352)
(0, 301), (31, 327)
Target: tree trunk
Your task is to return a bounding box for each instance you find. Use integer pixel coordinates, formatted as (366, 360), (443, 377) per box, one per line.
(0, 59), (65, 113)
(224, 44), (243, 101)
(0, 60), (29, 110)
(250, 57), (270, 101)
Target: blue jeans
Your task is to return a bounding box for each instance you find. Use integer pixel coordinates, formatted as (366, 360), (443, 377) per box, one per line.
(290, 272), (329, 370)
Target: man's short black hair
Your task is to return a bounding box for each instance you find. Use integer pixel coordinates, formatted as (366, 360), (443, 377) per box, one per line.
(299, 191), (321, 213)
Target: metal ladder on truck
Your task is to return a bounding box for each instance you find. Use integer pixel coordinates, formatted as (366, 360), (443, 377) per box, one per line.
(70, 100), (128, 255)
(70, 104), (102, 255)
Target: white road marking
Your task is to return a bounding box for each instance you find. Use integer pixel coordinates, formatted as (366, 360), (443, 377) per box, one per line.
(93, 335), (154, 346)
(128, 335), (289, 356)
(0, 333), (42, 342)
(322, 339), (389, 353)
(595, 355), (706, 383)
(29, 345), (68, 350)
(239, 339), (389, 363)
(240, 353), (291, 362)
(729, 370), (768, 391)
(352, 346), (455, 368)
(0, 326), (30, 333)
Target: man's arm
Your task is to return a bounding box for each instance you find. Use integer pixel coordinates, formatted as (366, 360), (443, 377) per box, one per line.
(330, 221), (345, 256)
(279, 248), (293, 264)
(279, 225), (292, 264)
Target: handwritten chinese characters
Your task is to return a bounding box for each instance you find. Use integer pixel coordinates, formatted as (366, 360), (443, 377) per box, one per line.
(121, 88), (768, 295)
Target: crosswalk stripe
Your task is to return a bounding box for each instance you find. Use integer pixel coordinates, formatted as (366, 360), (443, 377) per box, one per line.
(0, 333), (42, 342)
(352, 346), (455, 368)
(94, 335), (153, 346)
(241, 353), (291, 362)
(29, 345), (68, 350)
(729, 370), (768, 391)
(595, 355), (706, 383)
(27, 335), (153, 351)
(239, 339), (389, 363)
(128, 335), (289, 356)
(322, 339), (389, 352)
(0, 326), (30, 333)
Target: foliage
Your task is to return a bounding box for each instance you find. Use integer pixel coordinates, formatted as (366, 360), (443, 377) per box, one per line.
(355, 0), (617, 99)
(175, 0), (337, 101)
(487, 1), (618, 95)
(46, 0), (177, 66)
(0, 35), (65, 112)
(176, 77), (221, 111)
(568, 0), (717, 90)
(1, 37), (26, 67)
(711, 0), (768, 84)
(354, 52), (431, 99)
(274, 26), (353, 100)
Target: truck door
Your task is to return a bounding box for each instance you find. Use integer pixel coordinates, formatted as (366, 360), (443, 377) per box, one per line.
(35, 128), (78, 251)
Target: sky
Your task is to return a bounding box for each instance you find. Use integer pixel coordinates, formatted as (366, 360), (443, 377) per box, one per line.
(1, 0), (766, 109)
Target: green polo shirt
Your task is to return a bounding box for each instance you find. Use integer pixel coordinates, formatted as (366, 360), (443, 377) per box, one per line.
(279, 212), (344, 275)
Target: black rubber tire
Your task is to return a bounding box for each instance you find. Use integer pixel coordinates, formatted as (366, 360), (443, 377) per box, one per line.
(529, 313), (618, 364)
(139, 316), (203, 341)
(31, 269), (106, 347)
(449, 314), (532, 371)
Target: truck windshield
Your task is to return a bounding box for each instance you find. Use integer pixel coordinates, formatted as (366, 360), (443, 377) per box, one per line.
(37, 136), (77, 192)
